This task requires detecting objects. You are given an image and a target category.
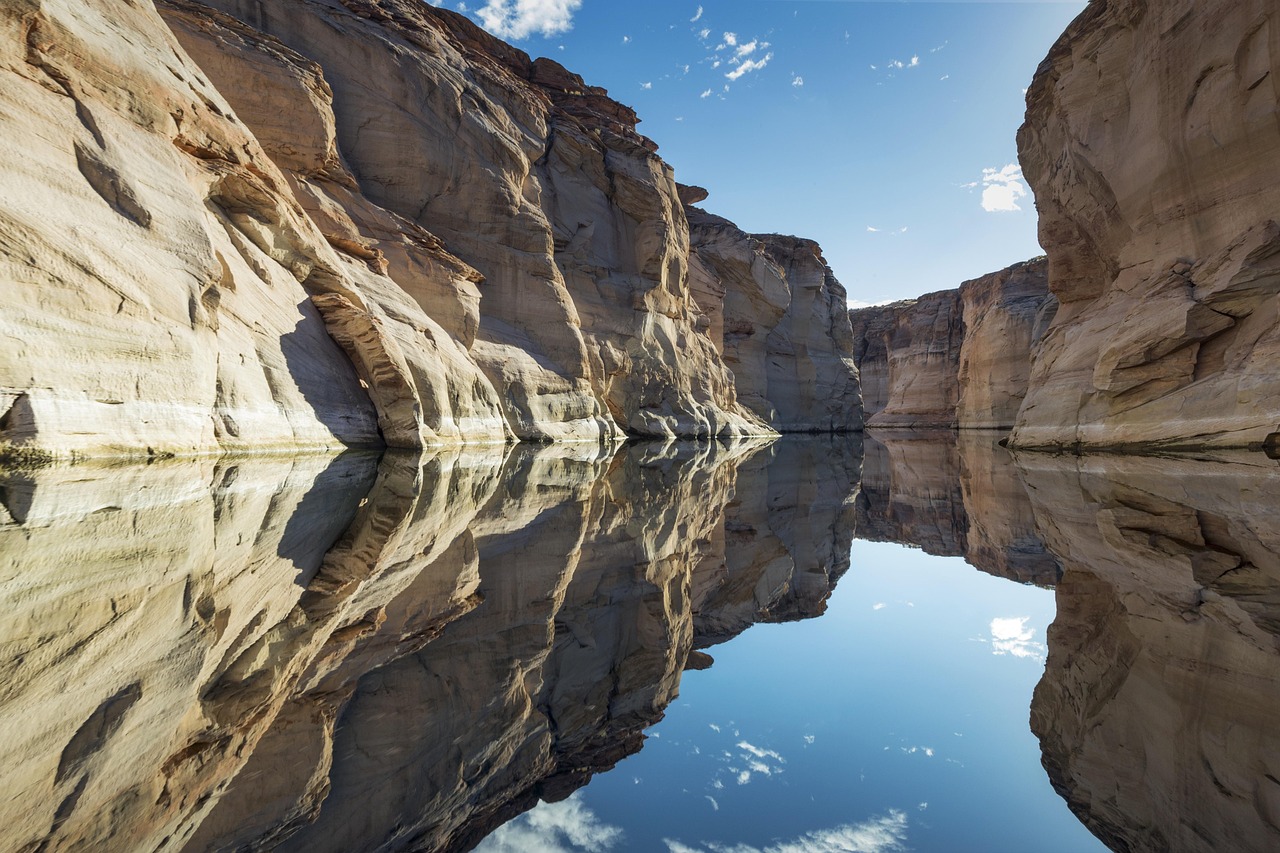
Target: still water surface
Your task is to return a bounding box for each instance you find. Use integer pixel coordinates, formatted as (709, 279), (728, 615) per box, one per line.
(1, 433), (1278, 852)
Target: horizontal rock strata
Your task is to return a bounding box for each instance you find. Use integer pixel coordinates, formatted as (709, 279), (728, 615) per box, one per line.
(849, 259), (1054, 431)
(1012, 0), (1280, 450)
(1, 0), (868, 459)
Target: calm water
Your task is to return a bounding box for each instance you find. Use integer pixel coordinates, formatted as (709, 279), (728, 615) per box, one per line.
(2, 433), (1278, 852)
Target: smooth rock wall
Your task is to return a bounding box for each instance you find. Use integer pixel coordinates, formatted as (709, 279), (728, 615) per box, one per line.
(1013, 0), (1280, 450)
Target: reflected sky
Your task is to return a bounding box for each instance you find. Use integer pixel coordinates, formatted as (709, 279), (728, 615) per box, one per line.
(484, 539), (1105, 853)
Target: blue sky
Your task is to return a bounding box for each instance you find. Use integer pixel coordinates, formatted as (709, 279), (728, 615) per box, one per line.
(456, 1), (1088, 305)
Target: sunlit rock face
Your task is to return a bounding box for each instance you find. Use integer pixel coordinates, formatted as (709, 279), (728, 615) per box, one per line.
(1013, 0), (1280, 450)
(0, 0), (389, 458)
(0, 436), (863, 852)
(956, 258), (1057, 430)
(855, 431), (1060, 587)
(1021, 453), (1280, 852)
(848, 259), (1054, 431)
(181, 0), (768, 442)
(686, 206), (863, 432)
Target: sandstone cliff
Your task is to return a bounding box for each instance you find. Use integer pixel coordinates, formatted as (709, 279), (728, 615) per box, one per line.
(1, 0), (878, 459)
(855, 431), (1060, 587)
(0, 436), (862, 852)
(686, 205), (863, 432)
(1021, 452), (1280, 851)
(849, 259), (1054, 431)
(1013, 0), (1280, 450)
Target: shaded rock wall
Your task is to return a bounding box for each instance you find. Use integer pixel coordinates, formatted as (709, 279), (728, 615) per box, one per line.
(687, 206), (863, 432)
(848, 259), (1054, 430)
(855, 431), (1061, 588)
(0, 435), (864, 853)
(1020, 453), (1280, 852)
(1013, 0), (1280, 450)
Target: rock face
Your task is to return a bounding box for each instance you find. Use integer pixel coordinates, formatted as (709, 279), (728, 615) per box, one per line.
(1013, 0), (1280, 450)
(855, 430), (1060, 587)
(686, 206), (863, 432)
(1, 0), (884, 459)
(0, 435), (863, 852)
(956, 257), (1057, 429)
(849, 259), (1054, 431)
(1021, 452), (1280, 851)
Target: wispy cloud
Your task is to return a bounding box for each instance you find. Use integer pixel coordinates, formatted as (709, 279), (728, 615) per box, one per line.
(475, 792), (623, 852)
(791, 74), (804, 87)
(726, 52), (773, 81)
(641, 81), (652, 89)
(976, 164), (1029, 212)
(473, 0), (582, 39)
(990, 615), (1046, 659)
(665, 810), (909, 853)
(691, 5), (703, 23)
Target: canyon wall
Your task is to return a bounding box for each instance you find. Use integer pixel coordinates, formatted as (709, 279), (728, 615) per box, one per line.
(1021, 453), (1280, 851)
(849, 259), (1054, 430)
(0, 0), (867, 459)
(1013, 0), (1280, 450)
(0, 436), (863, 852)
(686, 204), (863, 432)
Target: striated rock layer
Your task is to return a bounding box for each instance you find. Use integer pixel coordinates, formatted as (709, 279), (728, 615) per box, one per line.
(1020, 452), (1280, 852)
(686, 204), (863, 432)
(849, 259), (1054, 431)
(1013, 0), (1280, 450)
(855, 430), (1060, 588)
(1, 0), (877, 459)
(0, 435), (863, 852)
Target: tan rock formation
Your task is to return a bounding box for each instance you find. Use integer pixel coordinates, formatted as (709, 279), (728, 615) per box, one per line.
(1013, 0), (1280, 449)
(956, 257), (1057, 429)
(189, 0), (767, 441)
(1019, 452), (1280, 851)
(856, 430), (1060, 587)
(0, 434), (864, 852)
(849, 259), (1054, 432)
(687, 207), (863, 431)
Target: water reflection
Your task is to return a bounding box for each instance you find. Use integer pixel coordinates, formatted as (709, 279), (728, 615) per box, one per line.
(1, 432), (1278, 852)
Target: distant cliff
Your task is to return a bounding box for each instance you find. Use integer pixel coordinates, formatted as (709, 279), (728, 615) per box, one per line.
(849, 258), (1055, 430)
(1012, 0), (1280, 450)
(0, 0), (861, 459)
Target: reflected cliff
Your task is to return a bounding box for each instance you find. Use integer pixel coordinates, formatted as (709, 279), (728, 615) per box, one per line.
(0, 436), (862, 853)
(4, 433), (1280, 852)
(859, 431), (1280, 853)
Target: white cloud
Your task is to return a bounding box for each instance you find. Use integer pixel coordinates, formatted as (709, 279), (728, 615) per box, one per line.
(978, 164), (1029, 212)
(622, 35), (631, 43)
(791, 74), (804, 87)
(705, 795), (719, 811)
(641, 81), (652, 89)
(475, 792), (623, 852)
(990, 616), (1046, 660)
(909, 55), (919, 67)
(735, 39), (759, 57)
(736, 770), (752, 785)
(664, 811), (909, 853)
(699, 27), (711, 40)
(691, 5), (703, 23)
(700, 88), (713, 98)
(726, 52), (772, 81)
(457, 1), (468, 10)
(872, 601), (886, 609)
(866, 226), (881, 233)
(474, 0), (583, 40)
(940, 74), (950, 81)
(709, 723), (721, 732)
(804, 734), (815, 744)
(737, 741), (784, 762)
(723, 32), (738, 46)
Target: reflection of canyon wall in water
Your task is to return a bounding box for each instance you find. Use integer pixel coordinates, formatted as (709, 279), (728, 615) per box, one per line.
(854, 431), (1060, 587)
(1019, 453), (1280, 853)
(0, 436), (863, 853)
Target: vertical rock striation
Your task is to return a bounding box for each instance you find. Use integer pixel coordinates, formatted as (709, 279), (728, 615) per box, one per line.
(686, 204), (863, 432)
(848, 259), (1054, 431)
(1013, 0), (1280, 450)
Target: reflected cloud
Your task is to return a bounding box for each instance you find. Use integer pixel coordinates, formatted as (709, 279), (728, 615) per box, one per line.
(990, 616), (1046, 661)
(664, 809), (909, 853)
(475, 793), (622, 853)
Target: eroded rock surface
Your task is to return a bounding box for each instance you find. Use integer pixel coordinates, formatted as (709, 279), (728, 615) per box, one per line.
(1021, 453), (1280, 851)
(849, 259), (1054, 431)
(856, 431), (1060, 587)
(0, 435), (863, 853)
(1013, 0), (1280, 449)
(687, 206), (863, 432)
